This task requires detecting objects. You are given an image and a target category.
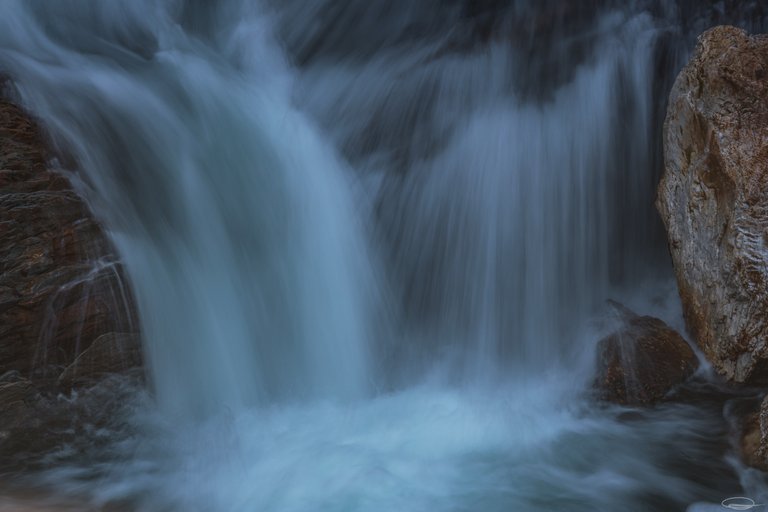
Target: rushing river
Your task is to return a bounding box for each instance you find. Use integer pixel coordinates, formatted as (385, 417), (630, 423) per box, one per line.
(1, 1), (767, 510)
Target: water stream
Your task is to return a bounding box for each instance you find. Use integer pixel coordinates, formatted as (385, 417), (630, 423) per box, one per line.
(1, 1), (767, 510)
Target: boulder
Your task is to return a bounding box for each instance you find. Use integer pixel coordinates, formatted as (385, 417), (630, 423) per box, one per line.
(0, 98), (140, 389)
(595, 301), (699, 405)
(657, 26), (768, 384)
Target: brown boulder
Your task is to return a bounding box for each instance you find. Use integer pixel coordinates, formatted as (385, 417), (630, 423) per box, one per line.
(595, 301), (699, 405)
(0, 98), (140, 388)
(657, 26), (768, 384)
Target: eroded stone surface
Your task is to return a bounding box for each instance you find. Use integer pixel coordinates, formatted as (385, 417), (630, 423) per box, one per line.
(0, 98), (140, 387)
(658, 26), (768, 384)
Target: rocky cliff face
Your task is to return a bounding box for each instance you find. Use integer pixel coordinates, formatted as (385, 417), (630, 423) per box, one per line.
(0, 97), (141, 392)
(657, 26), (768, 384)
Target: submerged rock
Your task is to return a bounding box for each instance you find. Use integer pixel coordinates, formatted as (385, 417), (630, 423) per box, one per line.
(658, 26), (768, 384)
(0, 98), (141, 393)
(595, 301), (699, 405)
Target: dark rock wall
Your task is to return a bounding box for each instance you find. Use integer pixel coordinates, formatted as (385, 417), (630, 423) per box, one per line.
(0, 98), (140, 390)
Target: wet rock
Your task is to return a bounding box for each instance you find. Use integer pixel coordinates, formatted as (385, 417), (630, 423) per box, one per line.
(595, 301), (699, 405)
(0, 98), (140, 389)
(0, 373), (143, 471)
(740, 394), (768, 470)
(0, 370), (23, 383)
(0, 379), (41, 438)
(0, 380), (39, 410)
(58, 332), (142, 389)
(657, 26), (768, 384)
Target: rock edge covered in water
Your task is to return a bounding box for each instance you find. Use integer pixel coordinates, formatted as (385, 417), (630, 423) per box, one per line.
(594, 301), (699, 406)
(0, 96), (142, 459)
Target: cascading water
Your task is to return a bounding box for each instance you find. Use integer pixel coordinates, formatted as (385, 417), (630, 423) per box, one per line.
(0, 0), (380, 419)
(280, 1), (670, 379)
(1, 1), (768, 511)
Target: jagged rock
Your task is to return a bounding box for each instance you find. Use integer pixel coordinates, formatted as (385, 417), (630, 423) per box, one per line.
(58, 332), (142, 389)
(657, 26), (768, 384)
(595, 301), (699, 405)
(0, 98), (140, 389)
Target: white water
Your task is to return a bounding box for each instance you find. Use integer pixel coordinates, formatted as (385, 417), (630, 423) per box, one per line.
(31, 376), (742, 512)
(1, 1), (767, 510)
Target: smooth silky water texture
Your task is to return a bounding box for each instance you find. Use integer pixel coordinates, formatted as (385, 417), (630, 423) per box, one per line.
(0, 1), (766, 510)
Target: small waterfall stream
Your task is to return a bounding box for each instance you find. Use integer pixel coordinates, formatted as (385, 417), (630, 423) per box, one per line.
(0, 1), (767, 511)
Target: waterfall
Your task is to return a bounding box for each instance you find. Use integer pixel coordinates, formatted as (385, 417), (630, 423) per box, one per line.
(288, 6), (664, 376)
(2, 1), (768, 511)
(0, 0), (666, 411)
(0, 0), (380, 418)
